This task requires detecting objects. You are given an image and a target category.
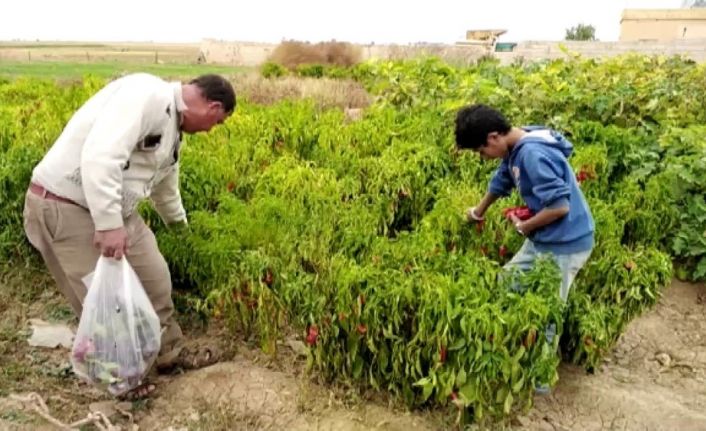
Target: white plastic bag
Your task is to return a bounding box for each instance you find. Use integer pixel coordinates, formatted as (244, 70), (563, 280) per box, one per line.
(71, 256), (161, 396)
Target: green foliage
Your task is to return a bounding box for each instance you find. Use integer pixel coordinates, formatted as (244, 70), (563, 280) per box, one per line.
(1, 53), (703, 424)
(260, 62), (288, 78)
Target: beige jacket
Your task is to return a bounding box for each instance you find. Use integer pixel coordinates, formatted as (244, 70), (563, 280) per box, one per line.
(31, 73), (187, 230)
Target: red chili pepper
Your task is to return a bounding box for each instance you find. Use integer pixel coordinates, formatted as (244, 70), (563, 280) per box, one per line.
(499, 245), (508, 258)
(475, 219), (485, 233)
(357, 324), (367, 335)
(503, 206), (534, 221)
(439, 346), (447, 363)
(262, 269), (274, 287)
(306, 325), (319, 346)
(450, 391), (458, 401)
(576, 169), (597, 183)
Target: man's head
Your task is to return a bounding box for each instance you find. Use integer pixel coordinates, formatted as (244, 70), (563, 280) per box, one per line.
(180, 74), (236, 134)
(454, 104), (512, 159)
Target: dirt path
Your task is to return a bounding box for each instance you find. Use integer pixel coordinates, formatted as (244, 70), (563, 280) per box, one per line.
(2, 280), (704, 430)
(525, 280), (706, 431)
(137, 357), (437, 430)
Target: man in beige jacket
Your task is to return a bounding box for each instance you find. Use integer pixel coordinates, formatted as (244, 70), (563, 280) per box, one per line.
(23, 72), (235, 398)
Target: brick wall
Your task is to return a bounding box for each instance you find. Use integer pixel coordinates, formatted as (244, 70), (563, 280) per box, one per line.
(199, 39), (706, 66)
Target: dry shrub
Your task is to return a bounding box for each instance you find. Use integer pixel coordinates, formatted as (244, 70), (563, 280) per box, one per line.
(235, 72), (371, 110)
(268, 40), (362, 70)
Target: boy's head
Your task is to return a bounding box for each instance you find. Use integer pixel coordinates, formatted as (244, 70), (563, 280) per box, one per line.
(455, 104), (512, 159)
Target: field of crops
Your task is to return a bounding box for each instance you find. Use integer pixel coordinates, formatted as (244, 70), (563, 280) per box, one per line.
(1, 54), (704, 424)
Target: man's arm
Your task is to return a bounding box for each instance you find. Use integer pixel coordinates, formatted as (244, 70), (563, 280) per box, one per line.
(150, 164), (187, 226)
(81, 81), (166, 258)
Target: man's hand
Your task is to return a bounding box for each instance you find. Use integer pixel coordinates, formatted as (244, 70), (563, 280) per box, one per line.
(167, 219), (189, 232)
(94, 227), (128, 260)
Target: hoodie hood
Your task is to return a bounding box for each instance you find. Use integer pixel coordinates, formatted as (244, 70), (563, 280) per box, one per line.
(511, 127), (573, 158)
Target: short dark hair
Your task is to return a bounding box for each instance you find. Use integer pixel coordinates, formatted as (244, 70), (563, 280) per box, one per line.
(454, 104), (511, 150)
(190, 74), (236, 114)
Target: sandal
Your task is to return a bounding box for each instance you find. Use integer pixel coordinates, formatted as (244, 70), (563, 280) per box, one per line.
(120, 383), (157, 401)
(175, 342), (221, 370)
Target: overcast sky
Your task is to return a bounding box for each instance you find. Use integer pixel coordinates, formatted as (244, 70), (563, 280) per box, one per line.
(0, 0), (684, 44)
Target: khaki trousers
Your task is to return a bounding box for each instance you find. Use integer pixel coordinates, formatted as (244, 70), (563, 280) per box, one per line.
(23, 189), (183, 368)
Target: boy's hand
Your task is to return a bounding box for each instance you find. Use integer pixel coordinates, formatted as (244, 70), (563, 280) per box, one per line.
(510, 206), (569, 236)
(509, 213), (527, 236)
(466, 206), (485, 223)
(467, 192), (500, 223)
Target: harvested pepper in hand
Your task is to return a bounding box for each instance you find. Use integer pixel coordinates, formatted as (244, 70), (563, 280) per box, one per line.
(502, 206), (534, 221)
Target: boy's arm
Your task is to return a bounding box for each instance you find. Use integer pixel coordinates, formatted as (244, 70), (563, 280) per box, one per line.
(467, 192), (500, 221)
(468, 160), (514, 221)
(514, 150), (571, 235)
(513, 204), (569, 235)
(488, 159), (515, 198)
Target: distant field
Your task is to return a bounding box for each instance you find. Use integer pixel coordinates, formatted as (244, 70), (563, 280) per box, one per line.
(0, 60), (246, 80)
(0, 41), (249, 80)
(0, 41), (202, 63)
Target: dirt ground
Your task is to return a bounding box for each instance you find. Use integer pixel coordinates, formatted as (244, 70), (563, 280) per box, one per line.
(1, 279), (704, 430)
(525, 280), (706, 431)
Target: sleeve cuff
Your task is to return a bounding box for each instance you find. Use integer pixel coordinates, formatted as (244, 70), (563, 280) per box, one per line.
(546, 197), (570, 210)
(92, 213), (125, 231)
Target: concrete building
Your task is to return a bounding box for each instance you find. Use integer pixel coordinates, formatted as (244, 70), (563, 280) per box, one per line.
(620, 8), (706, 41)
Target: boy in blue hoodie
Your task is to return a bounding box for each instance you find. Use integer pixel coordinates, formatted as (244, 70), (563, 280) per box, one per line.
(455, 104), (594, 373)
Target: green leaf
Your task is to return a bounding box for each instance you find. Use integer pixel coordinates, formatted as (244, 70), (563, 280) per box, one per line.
(458, 382), (476, 402)
(352, 356), (364, 379)
(503, 391), (514, 414)
(496, 386), (509, 404)
(414, 376), (431, 387)
(456, 368), (467, 386)
(449, 337), (465, 351)
(512, 374), (525, 394)
(378, 345), (389, 371)
(501, 360), (512, 380)
(513, 345), (526, 363)
(422, 381), (434, 401)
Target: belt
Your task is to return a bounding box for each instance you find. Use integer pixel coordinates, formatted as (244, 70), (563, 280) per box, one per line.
(29, 182), (80, 206)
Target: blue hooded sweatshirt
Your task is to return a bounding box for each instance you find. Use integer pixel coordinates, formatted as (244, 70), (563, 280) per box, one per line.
(488, 127), (594, 255)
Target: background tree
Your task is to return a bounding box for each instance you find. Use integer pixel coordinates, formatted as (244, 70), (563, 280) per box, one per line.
(565, 24), (597, 41)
